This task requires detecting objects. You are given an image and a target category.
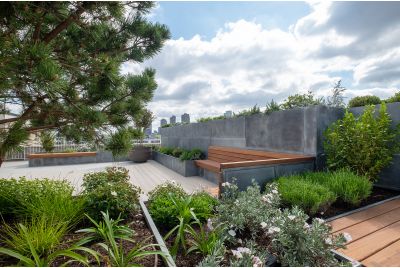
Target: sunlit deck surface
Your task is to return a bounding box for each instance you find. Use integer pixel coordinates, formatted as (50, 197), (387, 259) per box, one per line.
(329, 196), (400, 267)
(0, 160), (217, 199)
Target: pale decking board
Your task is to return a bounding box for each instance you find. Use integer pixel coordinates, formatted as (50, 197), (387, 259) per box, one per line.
(330, 198), (400, 233)
(333, 207), (400, 243)
(329, 197), (400, 267)
(337, 220), (400, 261)
(362, 240), (400, 267)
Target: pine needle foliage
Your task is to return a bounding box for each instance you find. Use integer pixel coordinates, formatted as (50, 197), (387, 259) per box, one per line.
(0, 2), (170, 165)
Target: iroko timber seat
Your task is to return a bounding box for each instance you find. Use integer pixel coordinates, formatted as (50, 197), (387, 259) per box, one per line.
(194, 146), (315, 177)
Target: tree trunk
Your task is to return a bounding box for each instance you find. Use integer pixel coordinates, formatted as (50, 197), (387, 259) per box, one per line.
(0, 157), (3, 167)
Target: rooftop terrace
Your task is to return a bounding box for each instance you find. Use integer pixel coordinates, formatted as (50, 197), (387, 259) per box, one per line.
(0, 160), (217, 198)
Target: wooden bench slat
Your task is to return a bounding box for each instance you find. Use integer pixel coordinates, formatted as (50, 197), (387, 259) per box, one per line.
(194, 160), (221, 173)
(208, 148), (272, 160)
(28, 152), (97, 159)
(195, 146), (315, 174)
(209, 146), (308, 159)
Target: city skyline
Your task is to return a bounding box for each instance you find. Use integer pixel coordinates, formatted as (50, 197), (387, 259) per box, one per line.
(122, 2), (400, 130)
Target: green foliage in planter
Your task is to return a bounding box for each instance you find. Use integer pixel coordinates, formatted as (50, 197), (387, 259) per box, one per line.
(234, 105), (261, 117)
(197, 115), (225, 123)
(0, 217), (99, 266)
(158, 146), (174, 155)
(324, 103), (399, 180)
(40, 131), (55, 153)
(82, 167), (142, 220)
(148, 181), (217, 229)
(348, 95), (381, 107)
(179, 148), (204, 161)
(0, 178), (83, 224)
(77, 211), (161, 267)
(172, 147), (184, 158)
(157, 146), (204, 161)
(1, 216), (70, 258)
(280, 91), (324, 110)
(269, 207), (346, 266)
(216, 181), (280, 235)
(386, 91), (400, 103)
(206, 181), (345, 267)
(265, 99), (281, 115)
(277, 177), (336, 215)
(306, 170), (372, 206)
(105, 128), (134, 158)
(148, 181), (187, 229)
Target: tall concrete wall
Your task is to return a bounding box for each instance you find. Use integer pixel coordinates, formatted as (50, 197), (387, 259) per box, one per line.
(160, 102), (400, 189)
(160, 105), (343, 160)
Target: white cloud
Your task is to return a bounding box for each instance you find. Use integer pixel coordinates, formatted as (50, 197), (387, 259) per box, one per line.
(122, 2), (400, 129)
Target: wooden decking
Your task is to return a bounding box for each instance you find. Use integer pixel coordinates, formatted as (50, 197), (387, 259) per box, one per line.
(329, 196), (400, 267)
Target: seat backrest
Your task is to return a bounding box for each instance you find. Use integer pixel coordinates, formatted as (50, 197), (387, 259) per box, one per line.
(207, 146), (274, 163)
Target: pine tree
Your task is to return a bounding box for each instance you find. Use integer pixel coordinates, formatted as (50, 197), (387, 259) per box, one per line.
(0, 2), (170, 166)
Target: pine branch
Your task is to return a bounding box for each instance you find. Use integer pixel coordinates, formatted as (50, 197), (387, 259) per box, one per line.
(42, 2), (88, 44)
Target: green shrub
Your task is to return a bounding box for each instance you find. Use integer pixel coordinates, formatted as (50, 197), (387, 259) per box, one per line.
(2, 216), (69, 257)
(40, 132), (55, 153)
(277, 177), (336, 215)
(269, 207), (346, 266)
(179, 148), (204, 161)
(82, 167), (142, 220)
(172, 147), (184, 157)
(265, 100), (281, 115)
(217, 181), (280, 235)
(148, 182), (217, 229)
(280, 91), (324, 110)
(234, 105), (261, 117)
(386, 91), (400, 103)
(158, 146), (174, 155)
(306, 170), (372, 206)
(348, 95), (381, 107)
(148, 181), (188, 229)
(191, 191), (218, 222)
(197, 115), (225, 123)
(0, 178), (81, 223)
(324, 103), (399, 180)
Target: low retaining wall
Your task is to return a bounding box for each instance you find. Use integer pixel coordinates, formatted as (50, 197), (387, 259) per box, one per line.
(28, 151), (129, 167)
(152, 151), (198, 177)
(200, 160), (315, 190)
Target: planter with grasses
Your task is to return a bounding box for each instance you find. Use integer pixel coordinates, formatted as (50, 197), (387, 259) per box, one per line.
(152, 148), (204, 177)
(0, 168), (165, 267)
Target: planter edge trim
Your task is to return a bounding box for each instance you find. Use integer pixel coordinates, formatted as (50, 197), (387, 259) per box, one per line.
(140, 200), (176, 267)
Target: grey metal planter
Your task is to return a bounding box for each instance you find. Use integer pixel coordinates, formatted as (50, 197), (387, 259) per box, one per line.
(152, 151), (199, 177)
(140, 200), (176, 267)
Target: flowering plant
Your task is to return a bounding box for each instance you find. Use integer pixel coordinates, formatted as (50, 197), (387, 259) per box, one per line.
(217, 180), (280, 236)
(265, 206), (347, 266)
(82, 167), (142, 220)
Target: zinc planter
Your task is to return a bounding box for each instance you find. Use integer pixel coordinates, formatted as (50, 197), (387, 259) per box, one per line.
(152, 151), (199, 177)
(129, 146), (151, 163)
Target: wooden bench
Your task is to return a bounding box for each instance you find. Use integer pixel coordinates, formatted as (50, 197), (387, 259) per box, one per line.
(195, 146), (315, 184)
(28, 152), (96, 159)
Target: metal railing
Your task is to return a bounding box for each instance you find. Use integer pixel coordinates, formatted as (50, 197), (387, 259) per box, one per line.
(4, 139), (161, 161)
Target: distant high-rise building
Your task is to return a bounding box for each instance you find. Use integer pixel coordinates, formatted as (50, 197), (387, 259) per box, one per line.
(170, 115), (176, 125)
(181, 113), (190, 124)
(144, 127), (152, 137)
(224, 111), (233, 118)
(160, 118), (167, 127)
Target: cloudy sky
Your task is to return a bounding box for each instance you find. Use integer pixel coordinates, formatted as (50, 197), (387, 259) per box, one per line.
(122, 1), (400, 129)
